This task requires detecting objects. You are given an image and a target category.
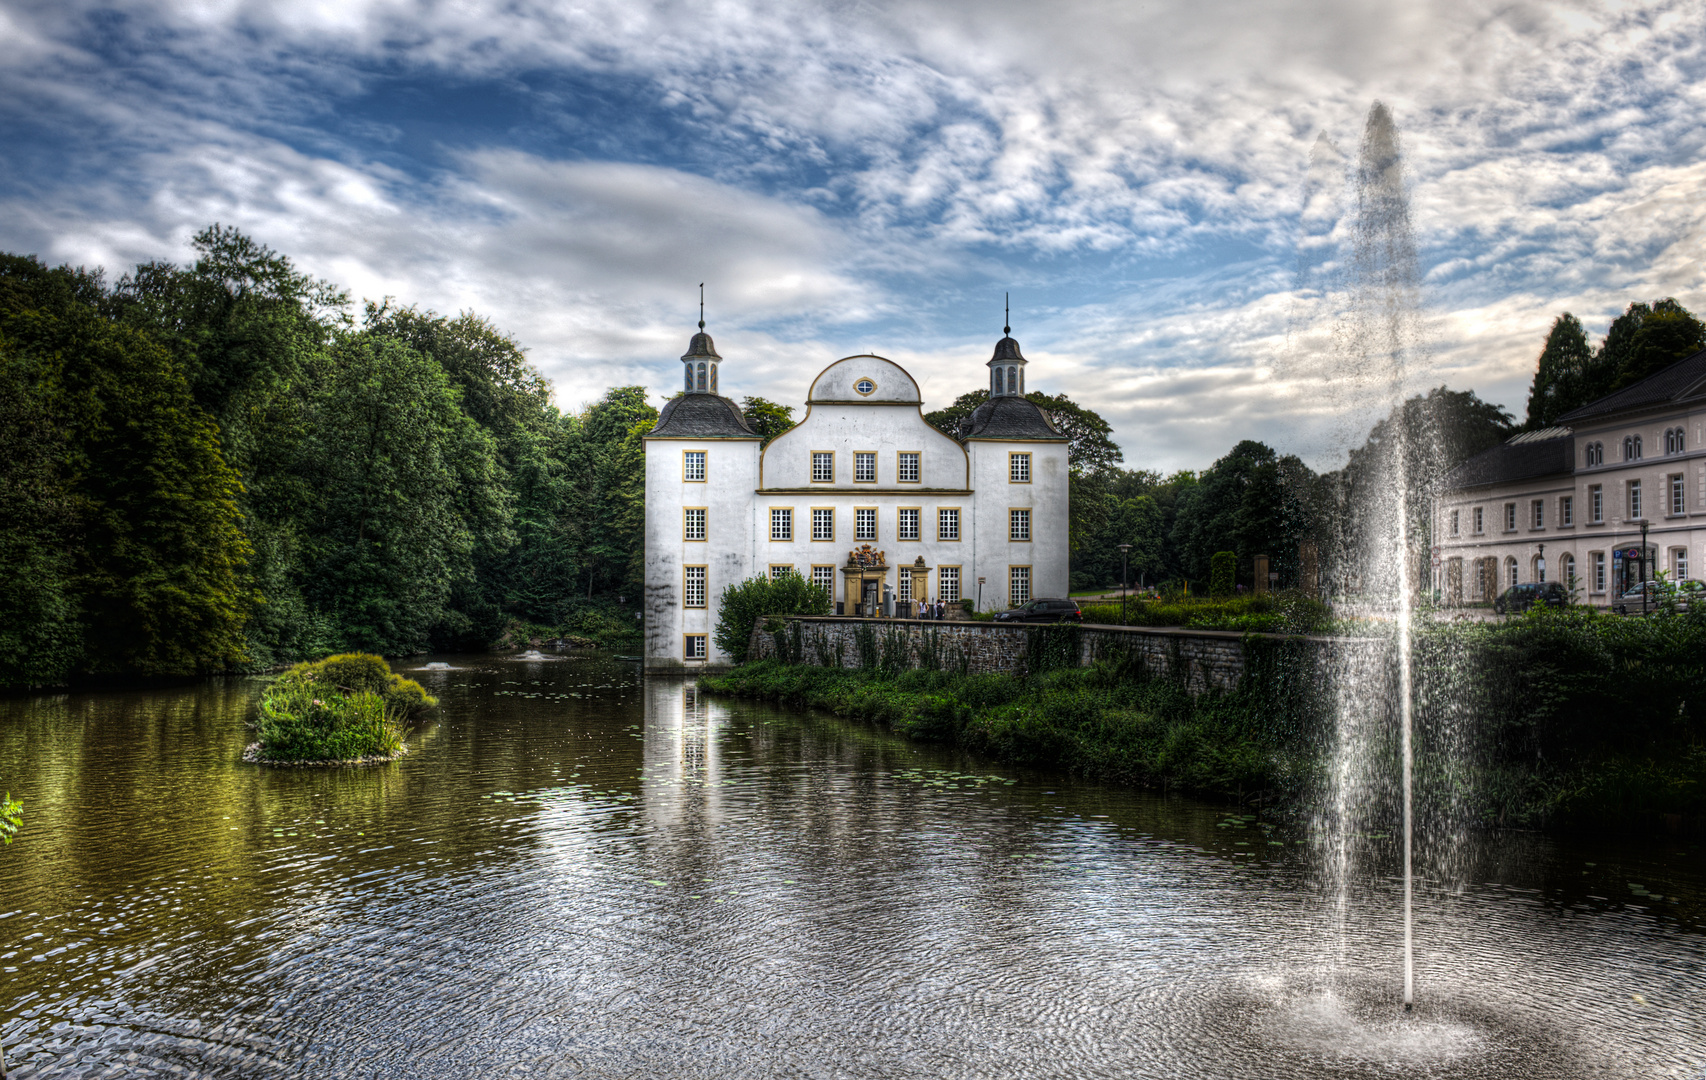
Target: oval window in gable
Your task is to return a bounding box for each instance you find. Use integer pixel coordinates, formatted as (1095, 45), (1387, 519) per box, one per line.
(854, 378), (876, 395)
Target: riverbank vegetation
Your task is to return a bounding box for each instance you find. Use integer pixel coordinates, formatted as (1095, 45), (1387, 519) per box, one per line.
(704, 609), (1706, 832)
(249, 653), (435, 764)
(1077, 592), (1335, 634)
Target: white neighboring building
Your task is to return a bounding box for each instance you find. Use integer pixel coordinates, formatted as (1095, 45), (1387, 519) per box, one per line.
(643, 323), (1070, 669)
(1433, 347), (1706, 605)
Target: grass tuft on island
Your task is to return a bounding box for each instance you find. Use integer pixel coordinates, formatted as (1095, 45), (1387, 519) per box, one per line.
(246, 653), (437, 766)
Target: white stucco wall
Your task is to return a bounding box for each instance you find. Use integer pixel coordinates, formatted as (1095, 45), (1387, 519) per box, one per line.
(643, 436), (760, 668)
(967, 437), (1071, 608)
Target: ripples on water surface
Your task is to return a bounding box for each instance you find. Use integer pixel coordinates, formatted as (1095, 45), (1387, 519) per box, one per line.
(0, 653), (1702, 1077)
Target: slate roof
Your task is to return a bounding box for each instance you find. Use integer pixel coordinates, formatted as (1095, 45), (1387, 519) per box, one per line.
(990, 335), (1026, 362)
(683, 331), (720, 359)
(1558, 346), (1706, 423)
(957, 395), (1066, 440)
(1440, 432), (1574, 490)
(647, 393), (758, 438)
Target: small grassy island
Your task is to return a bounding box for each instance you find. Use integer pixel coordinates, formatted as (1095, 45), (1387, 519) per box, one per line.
(246, 653), (437, 766)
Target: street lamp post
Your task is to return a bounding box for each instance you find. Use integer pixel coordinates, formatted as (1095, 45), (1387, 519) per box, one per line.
(1538, 543), (1545, 585)
(1118, 543), (1132, 625)
(1641, 519), (1650, 615)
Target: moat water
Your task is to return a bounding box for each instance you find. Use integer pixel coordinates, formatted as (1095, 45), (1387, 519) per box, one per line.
(0, 652), (1702, 1077)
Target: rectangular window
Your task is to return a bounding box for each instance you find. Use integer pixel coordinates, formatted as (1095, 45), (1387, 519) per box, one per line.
(1449, 510), (1459, 536)
(897, 452), (920, 483)
(855, 508), (877, 541)
(811, 508), (835, 541)
(1672, 474), (1685, 516)
(684, 634), (707, 660)
(897, 570), (911, 602)
(1473, 507), (1484, 534)
(938, 507), (961, 541)
(855, 452), (876, 482)
(1590, 485), (1603, 523)
(769, 564), (794, 581)
(1560, 496), (1573, 526)
(1504, 503), (1516, 531)
(1630, 480), (1643, 519)
(1010, 508), (1031, 541)
(1594, 551), (1606, 592)
(1010, 453), (1032, 483)
(1531, 500), (1544, 529)
(683, 507), (706, 541)
(897, 508), (920, 541)
(683, 450), (706, 482)
(938, 565), (961, 602)
(683, 566), (707, 608)
(812, 452), (834, 483)
(1676, 549), (1689, 581)
(770, 507), (793, 541)
(810, 565), (835, 595)
(1010, 565), (1032, 605)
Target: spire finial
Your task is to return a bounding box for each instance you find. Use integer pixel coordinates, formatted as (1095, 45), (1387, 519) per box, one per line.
(698, 283), (705, 330)
(1003, 292), (1010, 336)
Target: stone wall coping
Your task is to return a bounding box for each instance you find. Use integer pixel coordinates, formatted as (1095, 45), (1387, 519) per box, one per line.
(777, 615), (1371, 646)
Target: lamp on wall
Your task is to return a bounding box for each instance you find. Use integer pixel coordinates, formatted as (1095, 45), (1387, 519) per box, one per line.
(1118, 543), (1132, 625)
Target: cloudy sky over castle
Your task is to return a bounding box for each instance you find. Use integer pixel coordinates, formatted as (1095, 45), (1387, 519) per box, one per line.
(3, 0), (1703, 470)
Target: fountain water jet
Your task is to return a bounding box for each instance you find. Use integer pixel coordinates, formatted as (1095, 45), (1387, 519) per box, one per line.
(1315, 100), (1426, 1013)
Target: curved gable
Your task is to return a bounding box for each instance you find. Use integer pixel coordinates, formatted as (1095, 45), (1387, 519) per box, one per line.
(808, 355), (921, 403)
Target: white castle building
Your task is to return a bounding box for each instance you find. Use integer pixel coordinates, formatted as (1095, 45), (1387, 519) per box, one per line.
(642, 319), (1070, 668)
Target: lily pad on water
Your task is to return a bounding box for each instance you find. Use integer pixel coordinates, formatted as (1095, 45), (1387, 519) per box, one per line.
(647, 880), (667, 887)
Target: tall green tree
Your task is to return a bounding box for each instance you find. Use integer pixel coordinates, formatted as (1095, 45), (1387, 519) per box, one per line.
(1171, 441), (1314, 589)
(1524, 314), (1591, 428)
(0, 254), (253, 679)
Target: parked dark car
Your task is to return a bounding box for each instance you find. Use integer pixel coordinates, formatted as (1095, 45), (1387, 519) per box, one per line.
(1493, 582), (1567, 615)
(993, 598), (1084, 623)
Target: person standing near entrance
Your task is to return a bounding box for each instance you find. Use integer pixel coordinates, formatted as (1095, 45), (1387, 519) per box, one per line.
(935, 597), (945, 620)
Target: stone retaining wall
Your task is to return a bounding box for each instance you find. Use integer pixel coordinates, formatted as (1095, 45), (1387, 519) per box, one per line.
(746, 617), (1372, 694)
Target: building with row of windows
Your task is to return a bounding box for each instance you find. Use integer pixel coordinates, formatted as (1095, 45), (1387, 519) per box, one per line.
(642, 322), (1070, 668)
(1433, 347), (1706, 604)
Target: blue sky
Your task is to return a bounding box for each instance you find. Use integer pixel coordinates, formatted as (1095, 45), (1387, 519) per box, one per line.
(4, 0), (1705, 471)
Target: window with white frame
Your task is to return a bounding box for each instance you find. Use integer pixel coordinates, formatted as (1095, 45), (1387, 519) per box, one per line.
(684, 508), (706, 541)
(855, 452), (876, 482)
(1591, 485), (1603, 523)
(1560, 553), (1575, 587)
(1667, 428), (1685, 455)
(1560, 495), (1573, 526)
(855, 508), (876, 541)
(897, 452), (920, 483)
(683, 566), (707, 608)
(1507, 558), (1518, 587)
(812, 452), (834, 482)
(897, 571), (911, 602)
(1630, 480), (1643, 519)
(897, 508), (920, 541)
(1531, 500), (1544, 529)
(683, 451), (706, 482)
(1010, 565), (1032, 605)
(1010, 508), (1031, 541)
(1473, 507), (1484, 534)
(1535, 555), (1546, 583)
(938, 565), (961, 602)
(770, 507), (793, 541)
(1672, 474), (1685, 515)
(769, 564), (794, 581)
(1593, 551), (1606, 592)
(1586, 442), (1603, 467)
(1505, 503), (1517, 531)
(685, 634), (707, 660)
(938, 508), (960, 540)
(812, 508), (834, 541)
(1010, 453), (1031, 483)
(810, 565), (835, 595)
(1449, 509), (1459, 536)
(1675, 548), (1689, 581)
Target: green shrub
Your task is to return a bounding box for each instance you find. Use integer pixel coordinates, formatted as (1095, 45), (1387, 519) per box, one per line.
(253, 681), (405, 762)
(1210, 551), (1235, 597)
(1079, 592), (1333, 633)
(272, 652), (438, 716)
(714, 573), (832, 663)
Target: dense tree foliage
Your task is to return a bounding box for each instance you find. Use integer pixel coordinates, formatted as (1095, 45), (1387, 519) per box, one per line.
(1523, 299), (1706, 423)
(740, 395), (796, 445)
(0, 228), (652, 686)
